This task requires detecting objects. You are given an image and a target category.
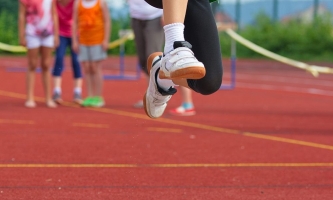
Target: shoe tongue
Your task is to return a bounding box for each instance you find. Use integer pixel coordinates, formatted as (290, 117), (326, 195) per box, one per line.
(173, 41), (192, 49)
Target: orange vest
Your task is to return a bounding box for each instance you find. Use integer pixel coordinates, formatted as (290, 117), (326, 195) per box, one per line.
(78, 0), (105, 45)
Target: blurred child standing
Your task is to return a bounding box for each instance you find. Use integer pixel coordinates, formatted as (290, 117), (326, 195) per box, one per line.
(18, 0), (59, 108)
(72, 0), (111, 107)
(127, 0), (164, 108)
(52, 0), (83, 105)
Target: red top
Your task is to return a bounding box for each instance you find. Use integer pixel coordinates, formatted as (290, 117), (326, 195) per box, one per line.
(56, 0), (75, 37)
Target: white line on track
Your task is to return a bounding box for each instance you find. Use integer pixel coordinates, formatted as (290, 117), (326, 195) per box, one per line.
(236, 82), (333, 97)
(236, 73), (333, 87)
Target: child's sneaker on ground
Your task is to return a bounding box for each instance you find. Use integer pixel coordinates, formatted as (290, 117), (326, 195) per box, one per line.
(52, 92), (63, 104)
(169, 106), (196, 116)
(73, 93), (83, 105)
(159, 41), (206, 80)
(143, 52), (177, 119)
(91, 96), (105, 108)
(82, 97), (94, 107)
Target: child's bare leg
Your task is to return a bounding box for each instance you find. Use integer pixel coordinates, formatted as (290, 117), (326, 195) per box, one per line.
(26, 48), (39, 107)
(144, 0), (204, 119)
(180, 86), (192, 103)
(91, 61), (103, 97)
(82, 62), (94, 97)
(41, 46), (56, 108)
(169, 83), (195, 116)
(74, 78), (82, 91)
(53, 77), (62, 90)
(84, 60), (104, 108)
(162, 0), (187, 24)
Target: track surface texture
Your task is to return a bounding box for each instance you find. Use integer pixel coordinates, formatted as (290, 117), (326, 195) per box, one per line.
(0, 55), (333, 200)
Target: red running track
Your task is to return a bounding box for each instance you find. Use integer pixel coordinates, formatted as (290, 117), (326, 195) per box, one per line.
(0, 56), (333, 200)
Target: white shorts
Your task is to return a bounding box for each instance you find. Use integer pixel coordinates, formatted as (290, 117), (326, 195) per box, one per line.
(26, 35), (54, 49)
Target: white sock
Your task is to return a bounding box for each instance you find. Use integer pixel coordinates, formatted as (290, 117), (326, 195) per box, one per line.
(157, 74), (175, 91)
(74, 87), (82, 94)
(54, 87), (61, 94)
(163, 23), (185, 54)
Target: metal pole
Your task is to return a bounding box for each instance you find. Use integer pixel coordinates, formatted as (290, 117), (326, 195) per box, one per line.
(230, 38), (236, 89)
(273, 0), (278, 22)
(235, 0), (241, 30)
(313, 0), (319, 20)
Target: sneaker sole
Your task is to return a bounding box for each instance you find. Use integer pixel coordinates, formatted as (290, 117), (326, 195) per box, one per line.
(143, 52), (163, 119)
(91, 104), (105, 108)
(159, 66), (206, 80)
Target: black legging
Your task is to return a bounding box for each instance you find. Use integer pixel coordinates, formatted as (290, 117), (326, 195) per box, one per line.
(144, 0), (223, 95)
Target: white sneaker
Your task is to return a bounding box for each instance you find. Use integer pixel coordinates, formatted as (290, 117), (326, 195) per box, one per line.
(143, 52), (177, 119)
(159, 41), (206, 80)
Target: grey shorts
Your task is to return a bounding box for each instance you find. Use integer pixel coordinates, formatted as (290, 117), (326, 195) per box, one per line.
(78, 45), (107, 62)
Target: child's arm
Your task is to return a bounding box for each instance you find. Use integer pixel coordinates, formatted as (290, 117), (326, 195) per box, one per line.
(72, 0), (79, 53)
(101, 0), (111, 51)
(52, 0), (59, 48)
(18, 2), (26, 47)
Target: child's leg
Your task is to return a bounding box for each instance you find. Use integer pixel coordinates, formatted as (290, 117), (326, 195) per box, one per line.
(143, 0), (222, 118)
(85, 45), (106, 108)
(81, 61), (93, 97)
(146, 0), (222, 92)
(91, 61), (103, 98)
(169, 86), (195, 116)
(89, 61), (105, 107)
(81, 61), (98, 107)
(131, 18), (149, 75)
(162, 0), (187, 24)
(143, 0), (197, 118)
(41, 46), (57, 108)
(52, 36), (68, 101)
(26, 48), (39, 107)
(183, 0), (222, 95)
(180, 86), (193, 106)
(69, 40), (83, 102)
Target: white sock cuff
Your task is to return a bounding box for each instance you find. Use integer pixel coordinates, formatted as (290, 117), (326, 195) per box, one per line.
(163, 23), (185, 30)
(164, 23), (185, 54)
(54, 87), (61, 94)
(74, 87), (82, 94)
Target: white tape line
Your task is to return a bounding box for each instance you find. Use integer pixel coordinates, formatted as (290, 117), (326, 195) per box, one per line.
(0, 31), (135, 53)
(224, 28), (333, 76)
(0, 42), (27, 53)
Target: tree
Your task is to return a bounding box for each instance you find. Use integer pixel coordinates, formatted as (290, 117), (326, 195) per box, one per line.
(0, 0), (18, 14)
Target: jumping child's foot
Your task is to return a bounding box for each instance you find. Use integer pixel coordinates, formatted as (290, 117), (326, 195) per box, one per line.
(159, 41), (206, 80)
(143, 52), (177, 119)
